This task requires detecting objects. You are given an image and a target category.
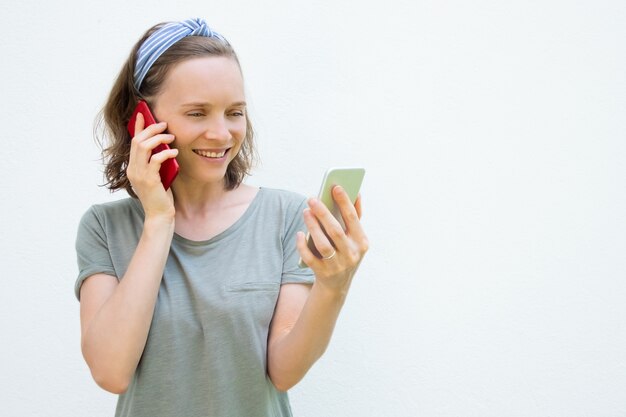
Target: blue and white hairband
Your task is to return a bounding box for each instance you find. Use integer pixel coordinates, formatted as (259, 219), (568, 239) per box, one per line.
(133, 18), (226, 90)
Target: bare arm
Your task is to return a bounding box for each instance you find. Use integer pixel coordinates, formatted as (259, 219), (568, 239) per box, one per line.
(80, 216), (174, 393)
(79, 114), (178, 393)
(267, 187), (368, 391)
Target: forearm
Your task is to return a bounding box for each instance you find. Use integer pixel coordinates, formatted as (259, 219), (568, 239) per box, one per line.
(267, 283), (348, 391)
(81, 216), (174, 392)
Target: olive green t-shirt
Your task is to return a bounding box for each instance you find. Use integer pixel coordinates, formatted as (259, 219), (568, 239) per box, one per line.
(75, 188), (314, 417)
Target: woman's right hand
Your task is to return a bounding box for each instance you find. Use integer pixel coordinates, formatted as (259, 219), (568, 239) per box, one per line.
(126, 113), (178, 219)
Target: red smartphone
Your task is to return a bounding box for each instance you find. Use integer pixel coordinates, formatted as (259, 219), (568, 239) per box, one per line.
(127, 101), (179, 190)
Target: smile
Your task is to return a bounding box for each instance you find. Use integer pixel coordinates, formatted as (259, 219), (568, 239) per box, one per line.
(193, 149), (228, 159)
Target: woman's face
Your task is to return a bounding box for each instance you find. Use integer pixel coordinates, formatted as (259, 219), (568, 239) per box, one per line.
(152, 56), (247, 187)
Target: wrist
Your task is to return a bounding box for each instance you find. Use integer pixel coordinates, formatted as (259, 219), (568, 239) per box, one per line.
(311, 280), (349, 304)
(143, 213), (175, 233)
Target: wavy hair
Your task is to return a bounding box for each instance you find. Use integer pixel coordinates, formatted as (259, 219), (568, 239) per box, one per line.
(95, 22), (257, 198)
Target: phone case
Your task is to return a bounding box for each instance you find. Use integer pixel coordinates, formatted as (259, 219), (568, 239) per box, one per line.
(299, 167), (366, 267)
(127, 101), (179, 190)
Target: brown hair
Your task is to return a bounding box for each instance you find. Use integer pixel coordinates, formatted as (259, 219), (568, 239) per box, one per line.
(95, 23), (257, 198)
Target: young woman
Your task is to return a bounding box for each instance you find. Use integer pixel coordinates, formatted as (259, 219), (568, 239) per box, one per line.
(75, 18), (368, 417)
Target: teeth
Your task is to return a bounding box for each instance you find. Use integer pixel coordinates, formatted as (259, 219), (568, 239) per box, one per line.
(195, 149), (226, 158)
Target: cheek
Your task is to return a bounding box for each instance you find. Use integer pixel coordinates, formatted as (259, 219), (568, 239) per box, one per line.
(231, 120), (247, 140)
(169, 123), (201, 143)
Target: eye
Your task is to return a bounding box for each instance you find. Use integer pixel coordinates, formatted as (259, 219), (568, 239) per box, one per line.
(229, 110), (245, 117)
(187, 112), (205, 117)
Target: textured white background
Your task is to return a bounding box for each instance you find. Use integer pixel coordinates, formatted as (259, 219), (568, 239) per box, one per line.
(1, 1), (625, 416)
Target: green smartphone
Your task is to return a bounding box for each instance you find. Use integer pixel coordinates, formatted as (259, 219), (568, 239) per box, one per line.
(298, 167), (366, 268)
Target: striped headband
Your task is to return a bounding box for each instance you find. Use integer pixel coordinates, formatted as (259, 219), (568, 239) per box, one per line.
(133, 18), (226, 90)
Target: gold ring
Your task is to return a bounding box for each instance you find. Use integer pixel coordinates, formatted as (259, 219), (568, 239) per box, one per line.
(322, 250), (336, 260)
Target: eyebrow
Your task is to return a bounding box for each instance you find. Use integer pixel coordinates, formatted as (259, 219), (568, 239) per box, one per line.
(181, 101), (247, 108)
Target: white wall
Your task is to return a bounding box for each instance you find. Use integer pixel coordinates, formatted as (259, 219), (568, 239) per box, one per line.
(1, 0), (625, 416)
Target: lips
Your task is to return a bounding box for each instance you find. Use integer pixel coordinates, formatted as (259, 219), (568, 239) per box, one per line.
(193, 149), (228, 158)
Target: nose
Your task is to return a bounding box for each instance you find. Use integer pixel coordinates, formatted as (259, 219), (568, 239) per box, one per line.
(203, 115), (231, 142)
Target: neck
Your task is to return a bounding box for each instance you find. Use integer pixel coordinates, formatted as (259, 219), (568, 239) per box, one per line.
(171, 177), (231, 216)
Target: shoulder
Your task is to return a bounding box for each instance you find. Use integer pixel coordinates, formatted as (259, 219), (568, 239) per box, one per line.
(86, 197), (140, 215)
(254, 188), (310, 233)
(257, 187), (308, 209)
(78, 197), (142, 230)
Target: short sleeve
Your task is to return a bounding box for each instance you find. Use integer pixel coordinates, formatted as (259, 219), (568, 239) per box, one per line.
(281, 196), (315, 285)
(74, 206), (117, 300)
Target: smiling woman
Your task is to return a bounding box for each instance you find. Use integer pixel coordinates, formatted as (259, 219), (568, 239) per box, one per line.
(98, 24), (256, 198)
(75, 17), (368, 417)
(151, 57), (247, 187)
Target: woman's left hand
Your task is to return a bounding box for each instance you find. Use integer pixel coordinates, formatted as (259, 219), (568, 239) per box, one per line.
(296, 186), (369, 295)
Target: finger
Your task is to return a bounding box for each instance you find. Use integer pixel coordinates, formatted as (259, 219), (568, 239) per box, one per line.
(133, 112), (145, 138)
(302, 206), (338, 259)
(138, 133), (175, 153)
(296, 231), (319, 269)
(306, 198), (350, 254)
(130, 122), (169, 167)
(332, 186), (368, 250)
(132, 121), (168, 143)
(355, 193), (362, 219)
(129, 113), (145, 163)
(149, 148), (178, 166)
(130, 133), (174, 168)
(331, 186), (361, 234)
(128, 148), (176, 189)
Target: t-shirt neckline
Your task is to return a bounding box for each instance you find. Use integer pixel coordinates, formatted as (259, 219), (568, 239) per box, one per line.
(130, 187), (265, 246)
